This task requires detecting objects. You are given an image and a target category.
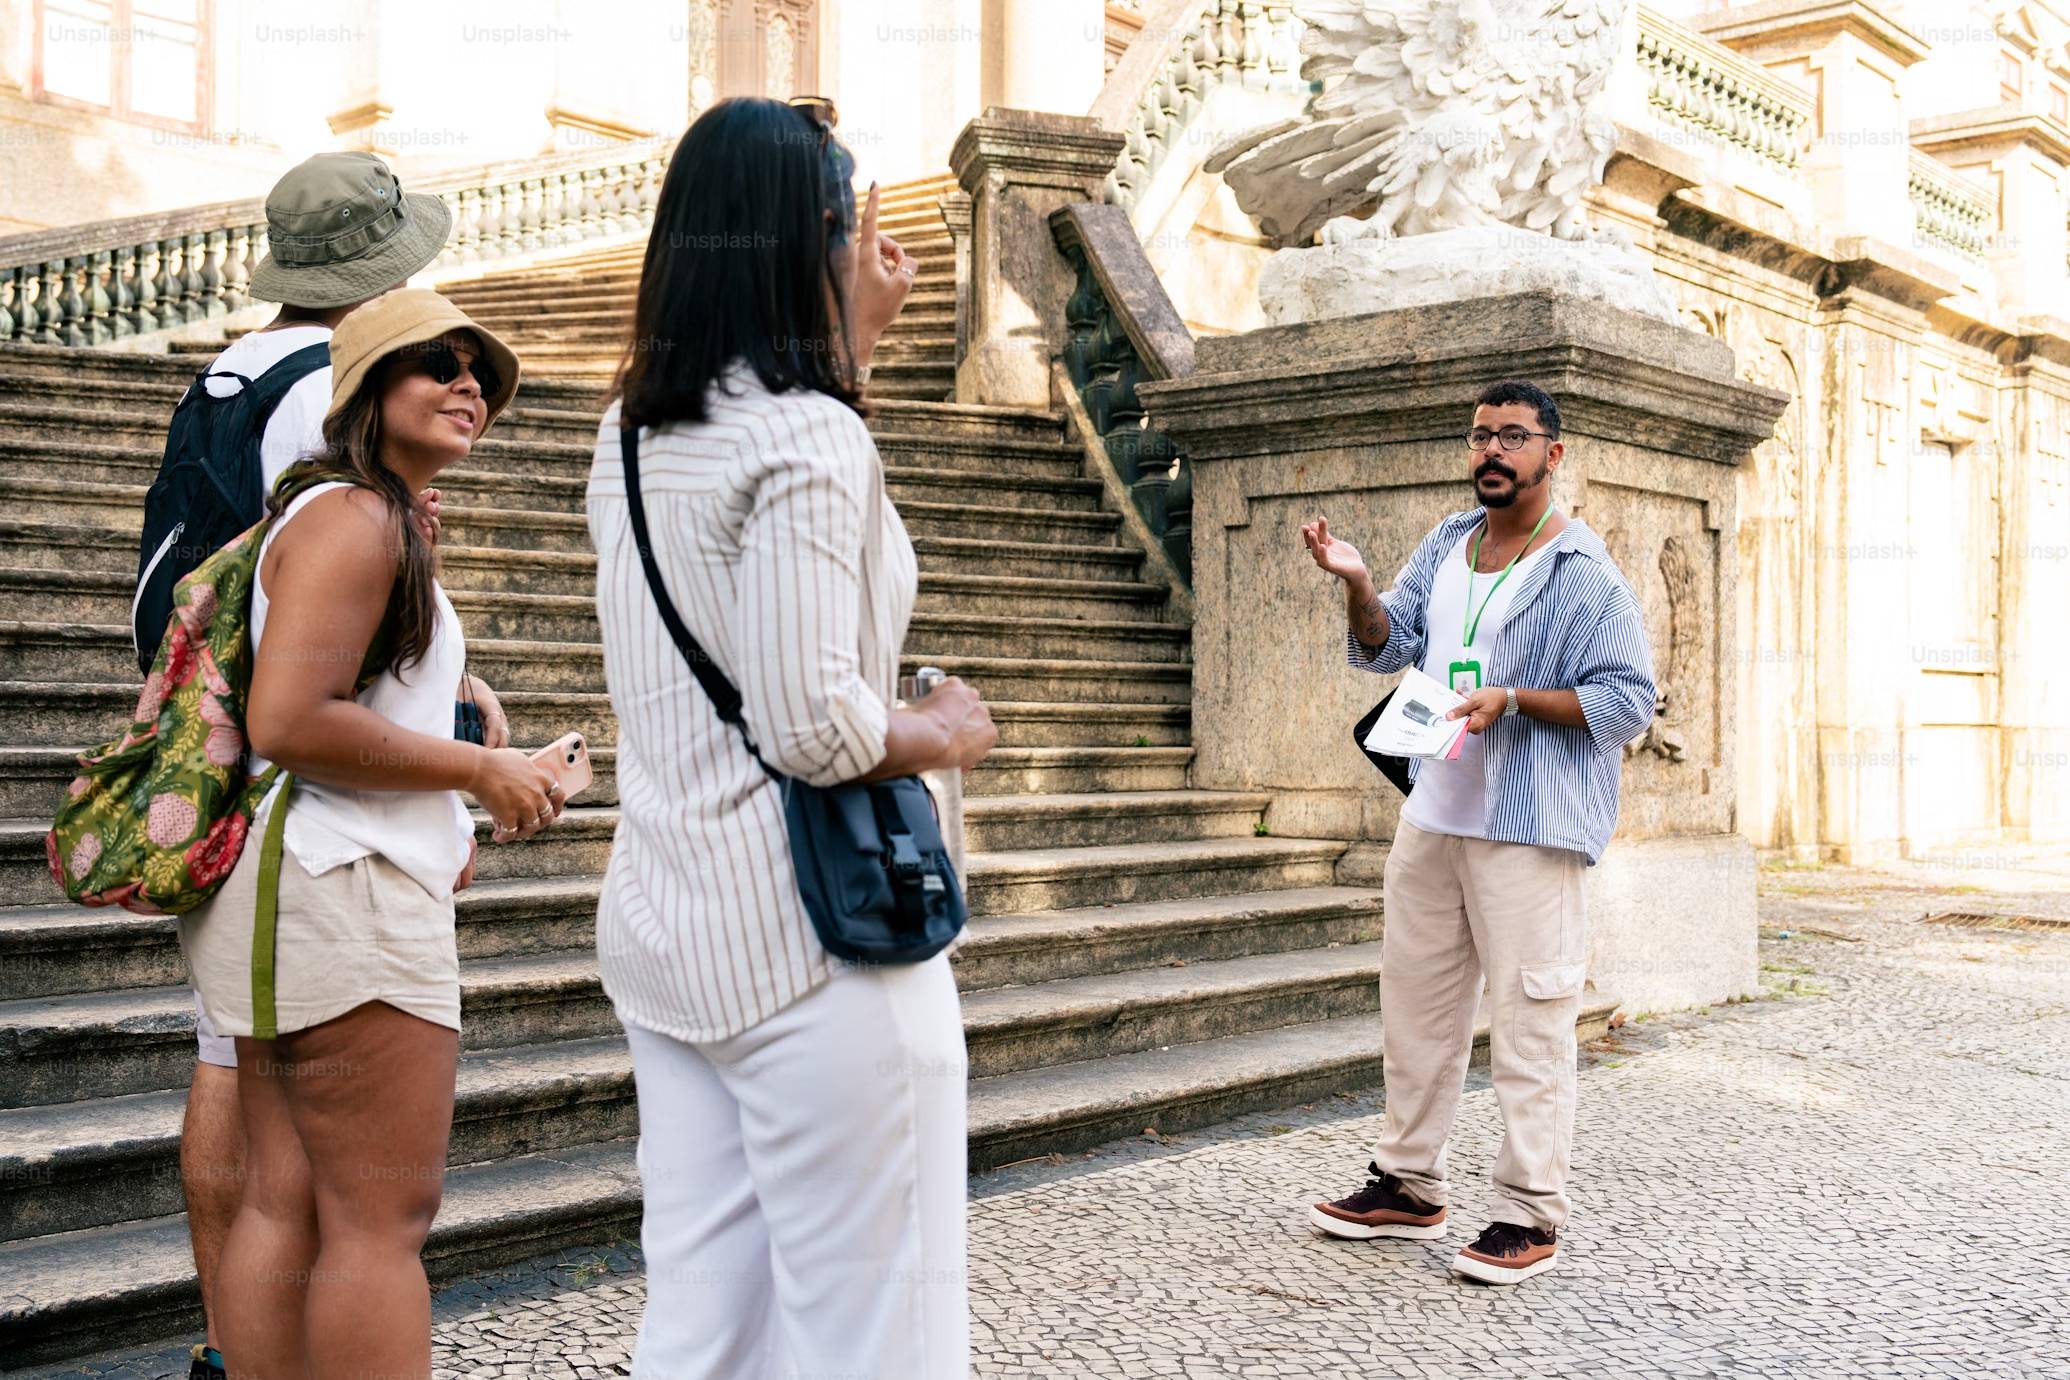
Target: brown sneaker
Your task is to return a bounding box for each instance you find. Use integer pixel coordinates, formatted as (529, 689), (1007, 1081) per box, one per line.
(1307, 1163), (1447, 1241)
(1451, 1221), (1559, 1284)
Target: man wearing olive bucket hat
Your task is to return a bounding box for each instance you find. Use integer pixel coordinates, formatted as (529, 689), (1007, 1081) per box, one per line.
(145, 150), (457, 1380)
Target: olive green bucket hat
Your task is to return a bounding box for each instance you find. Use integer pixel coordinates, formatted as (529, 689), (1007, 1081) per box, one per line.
(248, 152), (453, 309)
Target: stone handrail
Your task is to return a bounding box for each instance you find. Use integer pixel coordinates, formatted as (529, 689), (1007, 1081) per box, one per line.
(1636, 5), (1811, 178)
(0, 136), (674, 347)
(1092, 0), (1307, 212)
(1051, 202), (1197, 596)
(1907, 151), (1991, 261)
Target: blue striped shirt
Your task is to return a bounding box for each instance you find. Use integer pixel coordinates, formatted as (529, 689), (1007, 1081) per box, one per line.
(1347, 509), (1656, 865)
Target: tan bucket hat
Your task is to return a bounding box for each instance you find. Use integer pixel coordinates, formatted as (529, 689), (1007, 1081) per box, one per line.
(325, 289), (522, 435)
(248, 152), (453, 308)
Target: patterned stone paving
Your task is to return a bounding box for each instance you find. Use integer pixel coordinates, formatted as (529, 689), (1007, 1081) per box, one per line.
(36, 852), (2070, 1379)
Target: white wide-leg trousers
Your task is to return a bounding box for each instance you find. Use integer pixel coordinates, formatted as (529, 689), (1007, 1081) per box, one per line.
(624, 953), (969, 1380)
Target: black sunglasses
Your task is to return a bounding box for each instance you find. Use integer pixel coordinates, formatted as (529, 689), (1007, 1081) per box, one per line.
(404, 340), (501, 403)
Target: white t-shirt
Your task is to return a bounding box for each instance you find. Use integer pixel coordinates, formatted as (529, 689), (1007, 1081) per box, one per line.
(1400, 527), (1555, 839)
(201, 324), (333, 496)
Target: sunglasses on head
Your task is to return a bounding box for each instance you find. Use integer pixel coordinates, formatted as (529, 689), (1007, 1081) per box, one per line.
(788, 95), (856, 247)
(404, 340), (501, 403)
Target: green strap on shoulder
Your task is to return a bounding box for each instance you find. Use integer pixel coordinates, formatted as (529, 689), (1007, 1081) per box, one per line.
(250, 775), (294, 1041)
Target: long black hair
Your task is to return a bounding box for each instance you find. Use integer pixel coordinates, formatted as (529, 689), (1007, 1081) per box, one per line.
(612, 98), (862, 427)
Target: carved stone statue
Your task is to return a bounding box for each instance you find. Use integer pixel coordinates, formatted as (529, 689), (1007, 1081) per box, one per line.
(1204, 0), (1679, 325)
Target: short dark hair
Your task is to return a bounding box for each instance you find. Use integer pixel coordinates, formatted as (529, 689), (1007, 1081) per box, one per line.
(613, 98), (861, 429)
(1473, 380), (1561, 439)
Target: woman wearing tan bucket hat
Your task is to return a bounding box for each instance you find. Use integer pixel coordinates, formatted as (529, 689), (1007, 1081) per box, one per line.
(175, 288), (559, 1379)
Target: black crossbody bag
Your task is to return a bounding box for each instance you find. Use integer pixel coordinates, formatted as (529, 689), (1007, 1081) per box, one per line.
(619, 426), (966, 965)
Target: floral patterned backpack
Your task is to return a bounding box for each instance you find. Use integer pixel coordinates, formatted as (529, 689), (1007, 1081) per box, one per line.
(46, 469), (379, 919)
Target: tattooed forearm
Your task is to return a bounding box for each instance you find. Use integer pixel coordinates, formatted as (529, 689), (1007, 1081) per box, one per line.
(1345, 577), (1389, 650)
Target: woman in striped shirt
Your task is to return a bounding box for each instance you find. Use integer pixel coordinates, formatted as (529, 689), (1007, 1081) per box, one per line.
(586, 98), (997, 1379)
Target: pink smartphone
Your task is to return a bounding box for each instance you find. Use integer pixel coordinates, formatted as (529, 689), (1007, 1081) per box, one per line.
(531, 732), (593, 803)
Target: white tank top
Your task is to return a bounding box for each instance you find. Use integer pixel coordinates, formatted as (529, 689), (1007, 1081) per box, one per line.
(249, 482), (475, 901)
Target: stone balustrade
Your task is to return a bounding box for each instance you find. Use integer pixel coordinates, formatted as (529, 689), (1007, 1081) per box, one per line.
(1094, 0), (1307, 213)
(1907, 151), (1992, 261)
(0, 139), (672, 348)
(1052, 203), (1196, 591)
(1635, 4), (1811, 179)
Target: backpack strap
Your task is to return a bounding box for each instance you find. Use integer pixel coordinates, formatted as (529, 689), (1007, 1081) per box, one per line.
(619, 425), (781, 781)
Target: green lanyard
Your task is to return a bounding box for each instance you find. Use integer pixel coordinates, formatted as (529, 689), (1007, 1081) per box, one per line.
(1463, 507), (1554, 649)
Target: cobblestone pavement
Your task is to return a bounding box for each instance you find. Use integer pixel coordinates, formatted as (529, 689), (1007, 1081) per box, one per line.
(35, 853), (2070, 1379)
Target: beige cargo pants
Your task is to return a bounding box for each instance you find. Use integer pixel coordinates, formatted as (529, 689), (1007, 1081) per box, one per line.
(1372, 820), (1588, 1230)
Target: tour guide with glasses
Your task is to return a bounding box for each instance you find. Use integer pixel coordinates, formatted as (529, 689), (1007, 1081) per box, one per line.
(1298, 379), (1657, 1286)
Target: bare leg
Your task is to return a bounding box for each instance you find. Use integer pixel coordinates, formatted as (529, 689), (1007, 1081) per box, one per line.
(279, 1001), (457, 1380)
(215, 1039), (316, 1380)
(183, 1061), (245, 1350)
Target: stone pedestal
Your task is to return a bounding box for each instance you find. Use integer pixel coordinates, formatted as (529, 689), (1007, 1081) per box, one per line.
(950, 108), (1125, 408)
(1138, 292), (1789, 1013)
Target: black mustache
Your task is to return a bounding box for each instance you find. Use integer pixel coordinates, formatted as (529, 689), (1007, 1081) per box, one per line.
(1475, 461), (1517, 482)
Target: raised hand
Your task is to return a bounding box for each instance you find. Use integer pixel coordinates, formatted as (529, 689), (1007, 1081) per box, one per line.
(1302, 516), (1368, 584)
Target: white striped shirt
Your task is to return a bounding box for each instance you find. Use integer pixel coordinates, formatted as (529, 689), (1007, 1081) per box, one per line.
(1348, 509), (1656, 865)
(585, 369), (918, 1042)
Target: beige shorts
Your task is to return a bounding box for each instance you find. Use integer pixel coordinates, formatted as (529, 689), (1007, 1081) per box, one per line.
(178, 820), (460, 1041)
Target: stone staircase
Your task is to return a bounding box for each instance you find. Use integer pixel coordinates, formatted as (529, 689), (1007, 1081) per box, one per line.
(0, 173), (1609, 1364)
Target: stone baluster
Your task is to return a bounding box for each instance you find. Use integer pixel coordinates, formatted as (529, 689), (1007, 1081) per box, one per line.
(476, 184), (506, 259)
(1239, 1), (1268, 89)
(603, 166), (632, 236)
(57, 257), (87, 345)
(154, 238), (182, 325)
(1216, 1), (1243, 80)
(108, 247), (137, 340)
(637, 157), (663, 227)
(84, 250), (114, 344)
(538, 175), (567, 250)
(181, 233), (208, 321)
(133, 240), (161, 334)
(559, 171), (587, 242)
(0, 267), (18, 343)
(517, 178), (543, 253)
(453, 188), (481, 262)
(200, 230), (227, 317)
(221, 226), (251, 311)
(577, 169), (604, 239)
(497, 181), (526, 256)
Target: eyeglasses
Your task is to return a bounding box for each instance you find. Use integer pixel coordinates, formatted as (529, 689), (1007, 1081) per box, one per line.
(1466, 426), (1554, 451)
(404, 340), (501, 404)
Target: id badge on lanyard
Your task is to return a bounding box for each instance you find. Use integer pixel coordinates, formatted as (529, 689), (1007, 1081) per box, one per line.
(1448, 659), (1482, 696)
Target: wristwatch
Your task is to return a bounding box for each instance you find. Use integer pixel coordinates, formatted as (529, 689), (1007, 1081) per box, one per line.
(1502, 686), (1518, 718)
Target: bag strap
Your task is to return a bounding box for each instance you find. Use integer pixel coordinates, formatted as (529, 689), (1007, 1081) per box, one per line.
(619, 425), (780, 780)
(249, 773), (294, 1040)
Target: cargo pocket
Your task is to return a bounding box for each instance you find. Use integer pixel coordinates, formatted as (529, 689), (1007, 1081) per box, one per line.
(1513, 959), (1585, 1062)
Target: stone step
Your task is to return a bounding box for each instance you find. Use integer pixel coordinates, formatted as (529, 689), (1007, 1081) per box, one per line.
(3, 804), (616, 919)
(0, 441), (1111, 521)
(0, 610), (1189, 689)
(961, 940), (1386, 1079)
(961, 835), (1344, 915)
(964, 745), (1193, 797)
(0, 948), (618, 1108)
(0, 681), (1187, 753)
(0, 1034), (636, 1242)
(967, 995), (1619, 1171)
(0, 550), (1175, 637)
(961, 790), (1265, 852)
(0, 1138), (643, 1368)
(0, 871), (606, 1002)
(952, 885), (1385, 992)
(0, 399), (611, 453)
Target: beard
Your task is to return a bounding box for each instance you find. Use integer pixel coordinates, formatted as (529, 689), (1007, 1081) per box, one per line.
(1473, 454), (1545, 509)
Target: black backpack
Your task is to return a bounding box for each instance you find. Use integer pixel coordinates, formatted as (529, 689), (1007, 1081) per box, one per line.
(132, 341), (330, 672)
